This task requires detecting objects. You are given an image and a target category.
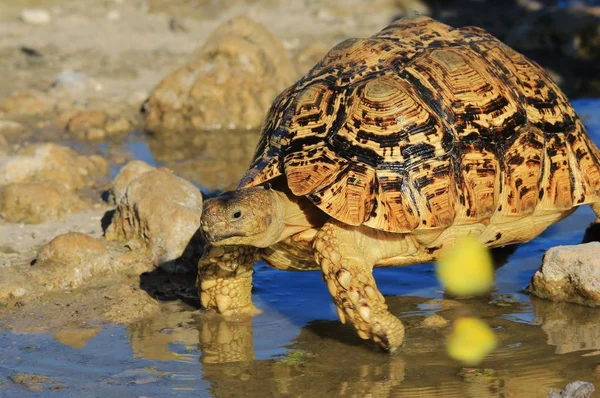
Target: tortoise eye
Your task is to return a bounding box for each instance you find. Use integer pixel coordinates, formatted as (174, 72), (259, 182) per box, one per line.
(232, 210), (242, 219)
(264, 183), (272, 190)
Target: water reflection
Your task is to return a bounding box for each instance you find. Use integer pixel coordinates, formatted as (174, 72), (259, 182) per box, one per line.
(118, 292), (600, 397)
(147, 129), (261, 192)
(127, 302), (199, 362)
(53, 327), (102, 349)
(198, 313), (255, 364)
(532, 297), (600, 354)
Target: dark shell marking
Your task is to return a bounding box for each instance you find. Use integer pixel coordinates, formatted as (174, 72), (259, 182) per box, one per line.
(239, 16), (600, 233)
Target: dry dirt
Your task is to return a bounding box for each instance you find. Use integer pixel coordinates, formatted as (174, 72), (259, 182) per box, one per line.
(0, 0), (405, 113)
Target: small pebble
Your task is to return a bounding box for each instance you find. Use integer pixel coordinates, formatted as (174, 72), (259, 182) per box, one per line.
(51, 72), (91, 92)
(421, 314), (449, 328)
(20, 9), (51, 25)
(458, 367), (496, 382)
(548, 381), (595, 398)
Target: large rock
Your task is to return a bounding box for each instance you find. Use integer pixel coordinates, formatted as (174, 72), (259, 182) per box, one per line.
(109, 160), (156, 204)
(142, 16), (295, 134)
(0, 92), (52, 116)
(0, 143), (108, 190)
(65, 109), (134, 141)
(527, 242), (600, 307)
(0, 181), (87, 223)
(0, 232), (153, 302)
(105, 168), (203, 272)
(32, 232), (152, 290)
(0, 120), (31, 142)
(548, 381), (595, 398)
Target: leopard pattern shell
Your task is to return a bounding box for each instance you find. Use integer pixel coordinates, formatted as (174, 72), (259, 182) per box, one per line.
(239, 15), (600, 233)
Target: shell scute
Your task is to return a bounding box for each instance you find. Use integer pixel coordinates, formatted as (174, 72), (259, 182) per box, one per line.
(454, 143), (499, 224)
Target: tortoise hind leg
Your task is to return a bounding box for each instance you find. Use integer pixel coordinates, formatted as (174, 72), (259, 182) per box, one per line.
(313, 220), (406, 352)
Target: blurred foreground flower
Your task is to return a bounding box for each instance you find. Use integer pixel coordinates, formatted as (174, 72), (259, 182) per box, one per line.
(447, 317), (497, 365)
(436, 236), (494, 296)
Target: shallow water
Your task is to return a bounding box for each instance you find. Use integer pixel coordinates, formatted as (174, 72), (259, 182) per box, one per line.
(2, 99), (600, 397)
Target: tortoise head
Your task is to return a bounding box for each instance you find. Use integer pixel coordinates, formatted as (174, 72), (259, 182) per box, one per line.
(200, 185), (285, 248)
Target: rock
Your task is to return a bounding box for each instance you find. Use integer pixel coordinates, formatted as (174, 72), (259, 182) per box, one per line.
(104, 116), (132, 136)
(9, 373), (55, 392)
(66, 109), (108, 138)
(548, 381), (595, 398)
(0, 120), (31, 141)
(110, 160), (156, 204)
(143, 16), (295, 135)
(0, 92), (52, 116)
(0, 181), (87, 223)
(421, 313), (449, 328)
(32, 232), (153, 290)
(105, 168), (203, 273)
(51, 72), (97, 93)
(457, 367), (497, 382)
(0, 143), (108, 190)
(64, 109), (133, 140)
(20, 9), (52, 25)
(527, 242), (600, 307)
(84, 127), (107, 140)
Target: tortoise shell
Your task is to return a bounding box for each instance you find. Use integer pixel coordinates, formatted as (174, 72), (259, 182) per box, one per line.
(239, 15), (600, 233)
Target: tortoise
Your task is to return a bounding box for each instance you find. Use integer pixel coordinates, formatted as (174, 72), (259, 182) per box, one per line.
(197, 15), (600, 352)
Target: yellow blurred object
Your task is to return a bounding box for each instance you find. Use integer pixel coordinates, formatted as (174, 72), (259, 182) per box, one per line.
(436, 236), (494, 296)
(447, 317), (497, 365)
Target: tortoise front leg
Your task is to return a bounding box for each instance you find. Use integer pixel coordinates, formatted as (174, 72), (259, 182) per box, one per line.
(197, 245), (262, 316)
(314, 221), (406, 352)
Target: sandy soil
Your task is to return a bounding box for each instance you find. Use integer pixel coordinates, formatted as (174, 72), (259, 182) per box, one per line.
(0, 0), (403, 109)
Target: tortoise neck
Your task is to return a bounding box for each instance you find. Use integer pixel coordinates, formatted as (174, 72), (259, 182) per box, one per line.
(272, 189), (327, 243)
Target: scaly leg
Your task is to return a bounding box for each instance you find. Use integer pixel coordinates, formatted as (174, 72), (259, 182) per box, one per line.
(314, 221), (406, 352)
(197, 245), (261, 316)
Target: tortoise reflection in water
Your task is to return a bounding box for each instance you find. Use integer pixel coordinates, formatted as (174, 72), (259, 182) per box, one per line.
(197, 16), (600, 352)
